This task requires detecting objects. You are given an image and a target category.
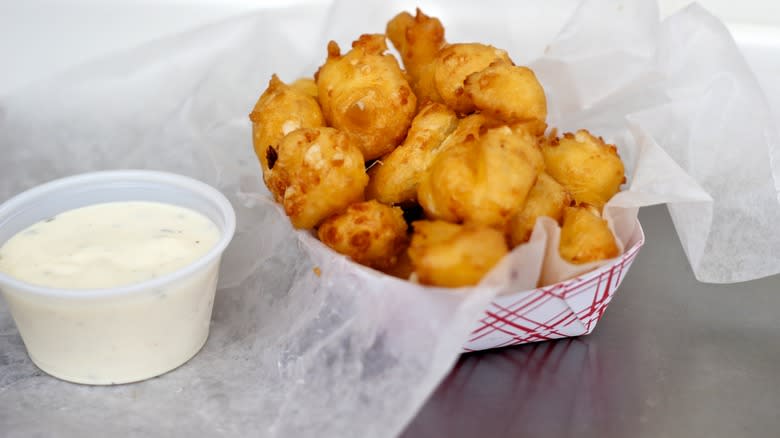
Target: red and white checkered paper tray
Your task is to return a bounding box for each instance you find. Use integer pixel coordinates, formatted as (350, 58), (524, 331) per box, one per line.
(286, 198), (645, 354)
(464, 219), (644, 352)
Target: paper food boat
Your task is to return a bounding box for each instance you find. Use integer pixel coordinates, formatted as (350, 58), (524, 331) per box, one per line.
(292, 197), (646, 354)
(464, 220), (644, 352)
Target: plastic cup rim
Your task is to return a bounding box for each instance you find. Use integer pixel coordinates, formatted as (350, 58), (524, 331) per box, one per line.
(0, 169), (236, 299)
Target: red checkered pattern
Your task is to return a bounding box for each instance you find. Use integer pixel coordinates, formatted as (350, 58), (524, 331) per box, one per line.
(464, 223), (645, 352)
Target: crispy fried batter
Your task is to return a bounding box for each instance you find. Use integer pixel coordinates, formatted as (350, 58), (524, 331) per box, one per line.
(433, 43), (512, 115)
(559, 206), (619, 264)
(386, 9), (447, 104)
(250, 8), (630, 287)
(408, 220), (508, 287)
(465, 63), (547, 134)
(318, 200), (408, 269)
(510, 119), (549, 138)
(250, 75), (325, 190)
(380, 249), (415, 280)
(265, 127), (368, 229)
(366, 102), (459, 204)
(387, 11), (515, 116)
(541, 130), (625, 210)
(290, 77), (319, 98)
(316, 34), (417, 160)
(509, 126), (545, 174)
(507, 172), (571, 247)
(418, 124), (540, 227)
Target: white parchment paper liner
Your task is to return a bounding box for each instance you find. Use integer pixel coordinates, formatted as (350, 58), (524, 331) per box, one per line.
(1, 0), (779, 437)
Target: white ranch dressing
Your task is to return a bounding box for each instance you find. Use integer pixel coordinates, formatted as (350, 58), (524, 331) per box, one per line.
(0, 200), (224, 384)
(0, 201), (220, 289)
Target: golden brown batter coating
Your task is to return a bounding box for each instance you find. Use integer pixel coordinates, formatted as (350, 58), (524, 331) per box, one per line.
(366, 102), (459, 204)
(318, 200), (408, 270)
(316, 34), (417, 160)
(559, 206), (619, 264)
(418, 125), (540, 228)
(509, 127), (546, 174)
(380, 249), (415, 280)
(541, 130), (625, 210)
(386, 9), (447, 104)
(507, 172), (571, 247)
(290, 77), (319, 98)
(250, 75), (325, 190)
(250, 8), (630, 288)
(408, 220), (509, 287)
(265, 127), (368, 229)
(465, 63), (547, 134)
(432, 43), (512, 115)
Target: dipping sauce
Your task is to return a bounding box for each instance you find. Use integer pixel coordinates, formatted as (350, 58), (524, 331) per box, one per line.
(0, 201), (220, 289)
(0, 200), (227, 385)
(0, 170), (235, 385)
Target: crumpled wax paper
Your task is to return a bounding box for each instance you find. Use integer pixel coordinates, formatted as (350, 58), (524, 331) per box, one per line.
(1, 0), (779, 436)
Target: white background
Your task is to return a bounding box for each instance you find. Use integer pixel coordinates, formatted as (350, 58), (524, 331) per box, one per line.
(1, 0), (780, 97)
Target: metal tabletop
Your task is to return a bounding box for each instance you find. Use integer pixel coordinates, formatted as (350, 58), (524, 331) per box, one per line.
(403, 205), (780, 438)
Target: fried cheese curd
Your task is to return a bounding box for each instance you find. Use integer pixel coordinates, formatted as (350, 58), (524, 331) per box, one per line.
(250, 75), (325, 188)
(432, 43), (512, 115)
(508, 172), (572, 247)
(265, 127), (368, 229)
(418, 122), (540, 228)
(559, 206), (619, 264)
(464, 63), (547, 134)
(251, 8), (629, 286)
(408, 220), (508, 287)
(386, 9), (446, 103)
(318, 200), (408, 270)
(381, 250), (415, 280)
(541, 130), (625, 210)
(439, 113), (544, 171)
(290, 77), (319, 98)
(387, 10), (514, 116)
(316, 34), (417, 160)
(366, 102), (458, 204)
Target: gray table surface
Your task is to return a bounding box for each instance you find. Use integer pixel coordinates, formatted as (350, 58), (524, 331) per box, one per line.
(402, 204), (780, 438)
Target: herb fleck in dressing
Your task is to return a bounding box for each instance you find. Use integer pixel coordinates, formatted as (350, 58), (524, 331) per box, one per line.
(0, 201), (220, 289)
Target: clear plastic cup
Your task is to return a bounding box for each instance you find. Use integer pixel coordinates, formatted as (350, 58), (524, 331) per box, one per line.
(0, 170), (236, 385)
